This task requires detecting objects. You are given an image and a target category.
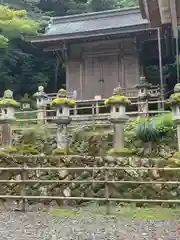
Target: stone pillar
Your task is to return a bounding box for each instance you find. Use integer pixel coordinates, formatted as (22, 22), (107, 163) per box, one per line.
(33, 86), (47, 124)
(0, 90), (19, 146)
(105, 86), (130, 149)
(135, 76), (151, 116)
(168, 83), (180, 151)
(51, 89), (75, 149)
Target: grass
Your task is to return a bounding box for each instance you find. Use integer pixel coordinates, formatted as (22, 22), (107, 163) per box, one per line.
(48, 208), (80, 216)
(48, 205), (180, 220)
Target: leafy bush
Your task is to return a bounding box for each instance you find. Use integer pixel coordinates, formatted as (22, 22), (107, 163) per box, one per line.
(135, 120), (160, 143)
(152, 113), (175, 137)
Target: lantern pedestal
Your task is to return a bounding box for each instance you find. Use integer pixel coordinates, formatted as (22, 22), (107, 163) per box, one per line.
(110, 116), (128, 149)
(173, 117), (180, 151)
(53, 117), (72, 149)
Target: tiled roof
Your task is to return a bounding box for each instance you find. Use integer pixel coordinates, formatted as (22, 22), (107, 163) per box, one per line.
(46, 7), (148, 36)
(28, 7), (149, 43)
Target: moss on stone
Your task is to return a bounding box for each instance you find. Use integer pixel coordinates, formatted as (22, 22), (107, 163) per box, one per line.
(104, 94), (131, 105)
(3, 146), (18, 154)
(0, 98), (19, 107)
(51, 88), (76, 107)
(51, 97), (76, 107)
(0, 151), (8, 158)
(53, 148), (74, 155)
(167, 92), (180, 105)
(108, 147), (135, 157)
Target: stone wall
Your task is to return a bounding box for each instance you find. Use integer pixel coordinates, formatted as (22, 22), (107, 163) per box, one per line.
(0, 154), (179, 207)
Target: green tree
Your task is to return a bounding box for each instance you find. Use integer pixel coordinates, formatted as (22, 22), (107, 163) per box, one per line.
(0, 5), (38, 48)
(118, 0), (137, 8)
(89, 0), (118, 12)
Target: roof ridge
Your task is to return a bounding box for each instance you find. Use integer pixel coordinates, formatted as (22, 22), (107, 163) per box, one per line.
(52, 7), (140, 24)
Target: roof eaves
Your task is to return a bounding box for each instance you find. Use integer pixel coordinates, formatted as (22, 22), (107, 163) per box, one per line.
(27, 23), (152, 44)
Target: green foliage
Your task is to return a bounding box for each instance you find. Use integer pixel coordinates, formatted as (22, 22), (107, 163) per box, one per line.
(118, 0), (137, 7)
(153, 113), (175, 137)
(108, 147), (135, 156)
(0, 5), (38, 48)
(89, 0), (118, 11)
(126, 114), (174, 142)
(135, 120), (160, 143)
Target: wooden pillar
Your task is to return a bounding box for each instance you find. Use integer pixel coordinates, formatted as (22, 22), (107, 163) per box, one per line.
(80, 61), (83, 100)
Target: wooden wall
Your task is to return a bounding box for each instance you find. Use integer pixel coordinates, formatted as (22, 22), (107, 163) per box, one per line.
(66, 39), (140, 100)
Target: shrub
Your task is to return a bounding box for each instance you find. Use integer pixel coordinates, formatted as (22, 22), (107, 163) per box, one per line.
(152, 113), (175, 137)
(135, 120), (160, 143)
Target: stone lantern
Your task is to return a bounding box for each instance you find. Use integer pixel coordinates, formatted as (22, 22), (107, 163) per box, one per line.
(135, 76), (151, 115)
(167, 83), (180, 151)
(20, 93), (32, 110)
(51, 89), (76, 149)
(33, 86), (48, 124)
(104, 86), (130, 149)
(0, 90), (19, 146)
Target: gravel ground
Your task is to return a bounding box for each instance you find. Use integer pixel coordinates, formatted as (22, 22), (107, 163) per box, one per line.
(0, 207), (179, 240)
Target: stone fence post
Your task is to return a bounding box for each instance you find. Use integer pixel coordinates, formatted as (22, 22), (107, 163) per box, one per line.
(167, 83), (180, 151)
(33, 86), (47, 125)
(105, 86), (130, 149)
(136, 76), (151, 116)
(51, 89), (76, 149)
(0, 90), (19, 146)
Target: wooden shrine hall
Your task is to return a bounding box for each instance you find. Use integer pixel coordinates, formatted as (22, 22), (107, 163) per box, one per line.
(29, 6), (175, 101)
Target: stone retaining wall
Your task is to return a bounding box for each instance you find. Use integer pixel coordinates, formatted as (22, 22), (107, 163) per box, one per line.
(0, 155), (179, 207)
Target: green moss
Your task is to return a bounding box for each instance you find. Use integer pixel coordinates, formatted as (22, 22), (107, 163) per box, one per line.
(108, 147), (135, 157)
(104, 94), (131, 105)
(51, 97), (76, 106)
(3, 146), (18, 154)
(0, 98), (19, 107)
(51, 88), (76, 107)
(167, 92), (180, 105)
(0, 151), (8, 158)
(15, 144), (38, 155)
(53, 148), (74, 155)
(173, 152), (180, 158)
